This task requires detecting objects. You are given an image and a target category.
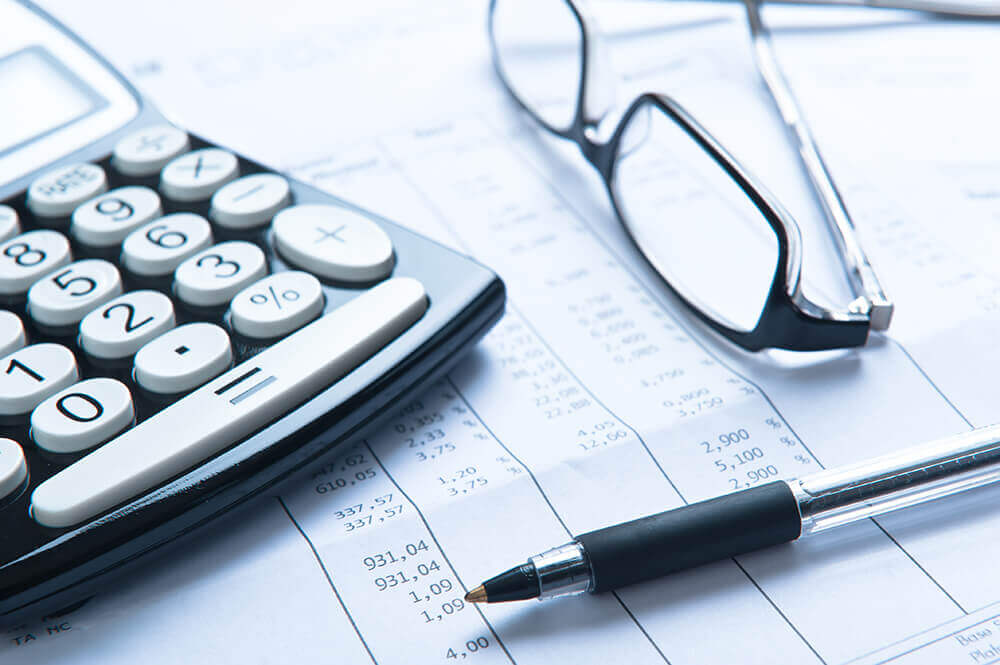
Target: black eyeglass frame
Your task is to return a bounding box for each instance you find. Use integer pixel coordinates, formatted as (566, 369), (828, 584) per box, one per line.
(487, 0), (872, 352)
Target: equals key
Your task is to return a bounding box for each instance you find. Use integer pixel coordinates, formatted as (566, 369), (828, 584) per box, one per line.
(214, 366), (277, 405)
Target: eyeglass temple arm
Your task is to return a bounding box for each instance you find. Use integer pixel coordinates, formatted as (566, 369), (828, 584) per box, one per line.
(761, 0), (1000, 17)
(667, 0), (1000, 18)
(743, 0), (893, 330)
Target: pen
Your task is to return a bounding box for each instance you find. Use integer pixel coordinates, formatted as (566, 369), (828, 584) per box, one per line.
(465, 424), (1000, 603)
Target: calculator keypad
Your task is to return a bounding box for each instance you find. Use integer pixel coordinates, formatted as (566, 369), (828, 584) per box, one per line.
(0, 122), (422, 534)
(71, 186), (163, 247)
(31, 378), (134, 454)
(0, 438), (27, 501)
(32, 277), (427, 528)
(0, 344), (79, 416)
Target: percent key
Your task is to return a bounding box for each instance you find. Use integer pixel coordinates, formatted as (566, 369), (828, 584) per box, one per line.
(231, 270), (326, 338)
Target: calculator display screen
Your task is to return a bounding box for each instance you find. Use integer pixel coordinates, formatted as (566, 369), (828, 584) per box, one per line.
(0, 46), (107, 157)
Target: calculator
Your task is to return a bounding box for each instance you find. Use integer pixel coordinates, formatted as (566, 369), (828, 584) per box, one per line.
(0, 1), (504, 622)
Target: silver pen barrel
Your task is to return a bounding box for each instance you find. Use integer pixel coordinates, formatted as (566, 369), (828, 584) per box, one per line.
(793, 424), (1000, 534)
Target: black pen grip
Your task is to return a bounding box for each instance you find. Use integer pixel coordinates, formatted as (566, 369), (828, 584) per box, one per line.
(576, 481), (801, 593)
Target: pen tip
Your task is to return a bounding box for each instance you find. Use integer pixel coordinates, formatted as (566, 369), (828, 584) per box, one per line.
(465, 585), (488, 603)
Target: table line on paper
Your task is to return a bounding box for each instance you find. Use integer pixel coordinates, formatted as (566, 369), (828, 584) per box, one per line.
(360, 439), (518, 665)
(845, 608), (1000, 665)
(483, 113), (971, 618)
(276, 495), (381, 665)
(443, 375), (674, 665)
(885, 337), (974, 429)
(868, 520), (968, 615)
(872, 610), (1000, 665)
(728, 558), (828, 665)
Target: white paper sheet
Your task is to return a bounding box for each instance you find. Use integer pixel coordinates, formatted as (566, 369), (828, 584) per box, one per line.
(6, 2), (1000, 663)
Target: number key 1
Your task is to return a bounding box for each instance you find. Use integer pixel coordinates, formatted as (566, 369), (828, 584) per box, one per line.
(0, 344), (78, 416)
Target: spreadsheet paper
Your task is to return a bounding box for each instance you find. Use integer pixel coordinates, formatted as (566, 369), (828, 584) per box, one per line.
(6, 2), (1000, 663)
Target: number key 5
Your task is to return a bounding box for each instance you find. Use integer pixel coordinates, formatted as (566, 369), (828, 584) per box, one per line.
(28, 259), (123, 327)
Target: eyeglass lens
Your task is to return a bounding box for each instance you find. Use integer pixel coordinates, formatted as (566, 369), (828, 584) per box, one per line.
(491, 1), (782, 333)
(613, 102), (780, 332)
(491, 0), (584, 131)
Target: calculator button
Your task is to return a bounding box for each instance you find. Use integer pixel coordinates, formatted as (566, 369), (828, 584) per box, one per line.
(0, 312), (26, 357)
(80, 290), (176, 360)
(134, 323), (232, 394)
(27, 163), (108, 218)
(160, 148), (239, 202)
(174, 241), (268, 307)
(32, 277), (427, 527)
(112, 124), (190, 177)
(0, 230), (72, 296)
(121, 214), (213, 277)
(0, 344), (78, 416)
(28, 259), (123, 327)
(71, 186), (163, 247)
(0, 205), (21, 242)
(31, 378), (134, 454)
(210, 173), (291, 229)
(230, 271), (324, 338)
(0, 439), (27, 500)
(272, 204), (395, 282)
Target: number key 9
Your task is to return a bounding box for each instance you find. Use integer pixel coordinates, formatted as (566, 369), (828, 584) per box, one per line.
(71, 186), (163, 248)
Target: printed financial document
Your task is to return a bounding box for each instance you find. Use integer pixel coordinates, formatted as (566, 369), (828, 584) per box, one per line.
(7, 2), (1000, 663)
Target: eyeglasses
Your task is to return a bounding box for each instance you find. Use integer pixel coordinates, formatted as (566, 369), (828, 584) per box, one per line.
(487, 0), (995, 351)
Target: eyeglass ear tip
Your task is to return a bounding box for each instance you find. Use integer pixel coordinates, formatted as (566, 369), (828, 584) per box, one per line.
(850, 296), (893, 331)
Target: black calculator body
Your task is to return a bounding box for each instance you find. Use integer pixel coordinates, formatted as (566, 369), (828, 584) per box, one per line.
(0, 0), (504, 622)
